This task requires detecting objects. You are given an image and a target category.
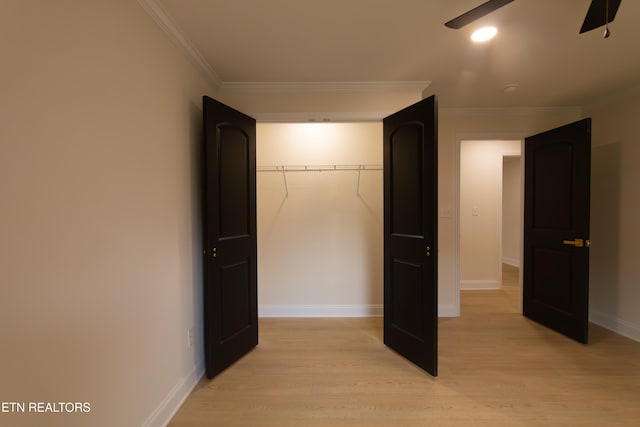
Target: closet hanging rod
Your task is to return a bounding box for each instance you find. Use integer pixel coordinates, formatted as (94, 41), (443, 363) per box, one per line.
(256, 164), (383, 172)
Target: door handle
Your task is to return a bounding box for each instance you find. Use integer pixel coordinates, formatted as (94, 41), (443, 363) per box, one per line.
(563, 238), (590, 248)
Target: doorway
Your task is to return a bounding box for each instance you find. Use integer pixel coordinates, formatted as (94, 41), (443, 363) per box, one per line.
(457, 138), (523, 315)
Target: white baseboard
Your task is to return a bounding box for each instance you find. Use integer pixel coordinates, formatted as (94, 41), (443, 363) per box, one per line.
(589, 309), (640, 343)
(460, 280), (501, 290)
(438, 304), (459, 317)
(259, 304), (383, 317)
(143, 359), (204, 427)
(501, 257), (520, 268)
(259, 304), (459, 318)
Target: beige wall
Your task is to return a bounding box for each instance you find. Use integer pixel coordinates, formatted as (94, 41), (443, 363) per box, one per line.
(249, 109), (585, 317)
(2, 2), (638, 426)
(460, 140), (520, 289)
(586, 88), (640, 340)
(256, 123), (383, 316)
(251, 111), (583, 317)
(438, 109), (583, 314)
(219, 89), (424, 122)
(0, 1), (217, 426)
(255, 98), (640, 335)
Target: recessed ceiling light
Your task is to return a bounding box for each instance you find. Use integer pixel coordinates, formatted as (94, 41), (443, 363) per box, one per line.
(471, 26), (497, 42)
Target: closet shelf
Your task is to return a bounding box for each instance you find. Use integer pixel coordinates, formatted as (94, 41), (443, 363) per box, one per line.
(257, 164), (383, 172)
(256, 164), (383, 197)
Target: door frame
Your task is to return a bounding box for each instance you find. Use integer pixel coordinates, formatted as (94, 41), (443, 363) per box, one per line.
(454, 133), (526, 315)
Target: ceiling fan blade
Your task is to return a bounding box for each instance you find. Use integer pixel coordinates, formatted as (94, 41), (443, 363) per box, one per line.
(445, 0), (515, 29)
(580, 0), (622, 33)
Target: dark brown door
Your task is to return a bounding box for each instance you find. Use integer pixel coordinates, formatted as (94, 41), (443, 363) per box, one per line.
(202, 96), (258, 378)
(383, 96), (438, 376)
(523, 118), (591, 343)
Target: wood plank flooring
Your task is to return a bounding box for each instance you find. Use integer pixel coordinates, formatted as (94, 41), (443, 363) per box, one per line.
(169, 265), (640, 426)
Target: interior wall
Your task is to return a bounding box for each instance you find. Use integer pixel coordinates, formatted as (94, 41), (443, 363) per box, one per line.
(227, 94), (584, 317)
(502, 156), (522, 267)
(0, 1), (217, 426)
(217, 88), (587, 317)
(460, 140), (520, 289)
(256, 123), (383, 316)
(220, 89), (424, 122)
(585, 87), (640, 341)
(2, 4), (637, 427)
(439, 108), (583, 315)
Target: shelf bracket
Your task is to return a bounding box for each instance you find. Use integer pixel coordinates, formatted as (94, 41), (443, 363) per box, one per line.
(282, 166), (289, 198)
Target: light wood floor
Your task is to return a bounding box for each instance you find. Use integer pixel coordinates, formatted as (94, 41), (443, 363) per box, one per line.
(170, 265), (640, 426)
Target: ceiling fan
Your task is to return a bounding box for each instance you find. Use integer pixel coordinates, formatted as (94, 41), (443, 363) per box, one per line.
(445, 0), (622, 38)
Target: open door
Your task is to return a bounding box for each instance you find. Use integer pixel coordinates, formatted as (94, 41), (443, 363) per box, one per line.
(383, 96), (438, 376)
(523, 118), (591, 343)
(202, 96), (258, 378)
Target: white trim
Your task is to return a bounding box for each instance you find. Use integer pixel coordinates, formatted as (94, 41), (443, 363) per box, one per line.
(259, 304), (458, 318)
(590, 310), (640, 343)
(460, 280), (501, 290)
(501, 256), (520, 268)
(457, 132), (528, 141)
(441, 106), (583, 117)
(220, 81), (431, 93)
(259, 304), (383, 317)
(251, 111), (391, 123)
(142, 359), (204, 427)
(498, 150), (522, 286)
(137, 0), (222, 86)
(438, 304), (459, 318)
(496, 152), (504, 289)
(454, 135), (461, 317)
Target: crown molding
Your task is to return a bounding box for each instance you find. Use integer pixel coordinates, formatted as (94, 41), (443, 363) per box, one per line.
(220, 81), (431, 93)
(137, 0), (222, 86)
(253, 105), (587, 123)
(440, 106), (584, 117)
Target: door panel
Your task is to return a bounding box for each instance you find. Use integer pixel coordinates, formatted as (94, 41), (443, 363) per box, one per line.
(391, 259), (424, 339)
(220, 260), (251, 341)
(523, 118), (591, 343)
(218, 126), (250, 238)
(384, 96), (438, 376)
(391, 124), (424, 235)
(532, 143), (573, 229)
(203, 96), (258, 379)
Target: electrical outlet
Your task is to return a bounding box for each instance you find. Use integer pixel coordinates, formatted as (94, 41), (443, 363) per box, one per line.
(187, 327), (194, 348)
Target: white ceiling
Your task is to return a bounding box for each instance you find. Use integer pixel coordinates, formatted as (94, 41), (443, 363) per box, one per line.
(149, 0), (640, 109)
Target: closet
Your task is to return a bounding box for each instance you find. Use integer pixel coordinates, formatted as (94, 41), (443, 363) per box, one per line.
(255, 123), (384, 318)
